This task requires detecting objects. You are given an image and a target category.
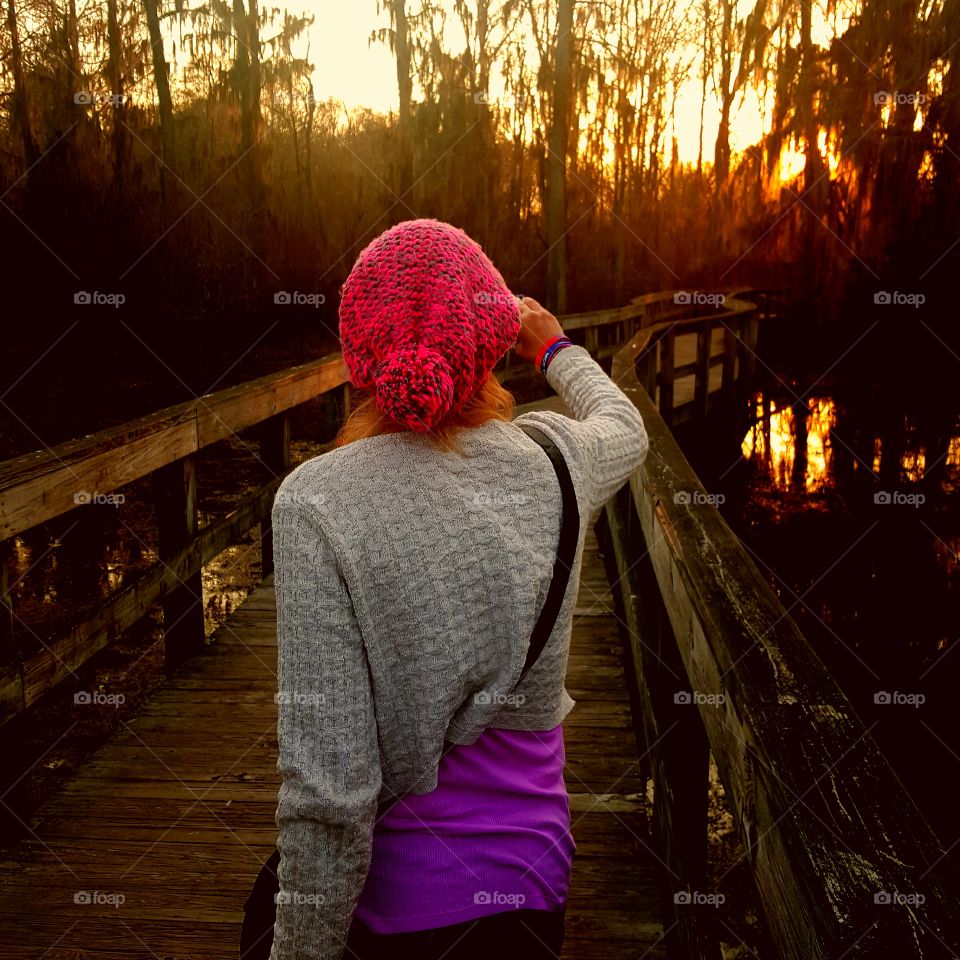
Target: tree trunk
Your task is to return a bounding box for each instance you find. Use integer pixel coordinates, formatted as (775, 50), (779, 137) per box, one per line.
(713, 0), (733, 190)
(697, 0), (711, 177)
(106, 0), (127, 181)
(7, 0), (39, 171)
(392, 0), (414, 199)
(144, 0), (175, 192)
(547, 0), (574, 314)
(233, 0), (263, 206)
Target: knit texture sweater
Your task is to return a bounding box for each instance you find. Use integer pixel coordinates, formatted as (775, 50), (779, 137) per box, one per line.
(267, 344), (649, 960)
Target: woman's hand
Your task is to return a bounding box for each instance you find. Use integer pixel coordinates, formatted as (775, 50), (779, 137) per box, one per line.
(514, 296), (567, 366)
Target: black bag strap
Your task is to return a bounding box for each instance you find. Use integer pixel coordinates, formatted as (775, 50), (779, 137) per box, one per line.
(515, 422), (581, 684)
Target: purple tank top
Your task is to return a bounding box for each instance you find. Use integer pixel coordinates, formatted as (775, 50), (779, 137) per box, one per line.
(353, 723), (576, 933)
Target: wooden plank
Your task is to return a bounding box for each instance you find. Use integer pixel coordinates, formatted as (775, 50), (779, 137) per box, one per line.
(0, 528), (665, 959)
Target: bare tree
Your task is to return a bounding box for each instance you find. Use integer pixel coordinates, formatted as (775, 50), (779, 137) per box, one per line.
(5, 0), (39, 170)
(546, 0), (574, 312)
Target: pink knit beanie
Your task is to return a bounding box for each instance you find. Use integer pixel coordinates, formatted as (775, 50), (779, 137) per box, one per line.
(338, 219), (521, 432)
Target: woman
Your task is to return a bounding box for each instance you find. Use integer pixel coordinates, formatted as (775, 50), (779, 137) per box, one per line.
(251, 219), (649, 960)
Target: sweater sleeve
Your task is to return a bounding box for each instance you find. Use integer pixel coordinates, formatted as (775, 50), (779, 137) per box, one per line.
(268, 493), (382, 960)
(516, 344), (650, 515)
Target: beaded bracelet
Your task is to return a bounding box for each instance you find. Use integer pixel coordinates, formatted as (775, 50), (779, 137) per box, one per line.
(540, 337), (573, 375)
(534, 335), (565, 370)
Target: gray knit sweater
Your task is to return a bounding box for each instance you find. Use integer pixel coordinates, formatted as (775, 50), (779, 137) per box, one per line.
(267, 344), (649, 960)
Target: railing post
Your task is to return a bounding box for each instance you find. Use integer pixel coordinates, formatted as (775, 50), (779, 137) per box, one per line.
(0, 542), (16, 675)
(721, 322), (738, 393)
(694, 325), (711, 420)
(585, 324), (599, 356)
(259, 412), (291, 579)
(740, 311), (759, 387)
(659, 328), (676, 426)
(152, 455), (205, 673)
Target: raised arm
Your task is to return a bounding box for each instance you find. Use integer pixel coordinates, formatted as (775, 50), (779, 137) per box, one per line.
(513, 298), (649, 516)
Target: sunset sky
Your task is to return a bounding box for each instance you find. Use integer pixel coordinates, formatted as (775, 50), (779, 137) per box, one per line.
(301, 0), (837, 167)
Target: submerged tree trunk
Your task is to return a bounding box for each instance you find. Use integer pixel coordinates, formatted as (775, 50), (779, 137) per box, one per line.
(547, 0), (574, 313)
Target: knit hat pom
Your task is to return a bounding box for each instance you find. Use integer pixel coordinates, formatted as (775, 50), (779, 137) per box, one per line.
(375, 345), (456, 433)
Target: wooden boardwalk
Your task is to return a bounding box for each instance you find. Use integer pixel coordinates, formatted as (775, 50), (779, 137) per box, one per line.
(0, 526), (666, 959)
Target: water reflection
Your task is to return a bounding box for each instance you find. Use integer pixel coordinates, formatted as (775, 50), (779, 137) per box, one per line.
(740, 396), (836, 493)
(741, 392), (959, 496)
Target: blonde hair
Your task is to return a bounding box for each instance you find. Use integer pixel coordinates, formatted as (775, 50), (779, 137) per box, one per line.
(334, 373), (517, 456)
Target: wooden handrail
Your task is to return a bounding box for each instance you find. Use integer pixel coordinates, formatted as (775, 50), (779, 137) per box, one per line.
(599, 323), (960, 957)
(0, 353), (349, 541)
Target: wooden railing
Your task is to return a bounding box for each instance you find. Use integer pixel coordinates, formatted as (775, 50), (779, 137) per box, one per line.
(595, 322), (960, 957)
(0, 356), (352, 723)
(0, 289), (775, 728)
